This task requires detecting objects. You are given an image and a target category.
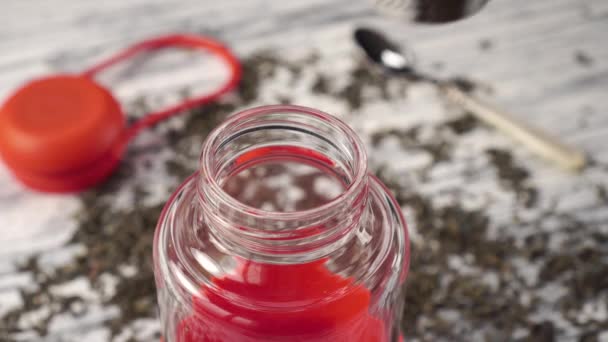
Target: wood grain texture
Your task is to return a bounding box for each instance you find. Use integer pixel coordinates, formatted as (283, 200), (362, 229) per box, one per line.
(1, 0), (607, 341)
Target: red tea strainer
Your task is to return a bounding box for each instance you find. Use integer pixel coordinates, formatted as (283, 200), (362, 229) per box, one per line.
(0, 34), (241, 193)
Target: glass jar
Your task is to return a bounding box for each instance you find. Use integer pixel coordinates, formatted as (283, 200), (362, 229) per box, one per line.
(153, 105), (410, 341)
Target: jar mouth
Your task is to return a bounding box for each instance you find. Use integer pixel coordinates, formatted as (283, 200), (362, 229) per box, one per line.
(199, 104), (368, 222)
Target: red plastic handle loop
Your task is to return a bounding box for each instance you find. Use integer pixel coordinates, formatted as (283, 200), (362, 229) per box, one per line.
(81, 34), (241, 154)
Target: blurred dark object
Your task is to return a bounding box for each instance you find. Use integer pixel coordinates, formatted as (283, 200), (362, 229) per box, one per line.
(371, 0), (490, 23)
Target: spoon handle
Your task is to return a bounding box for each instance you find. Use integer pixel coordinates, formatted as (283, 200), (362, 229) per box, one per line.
(441, 84), (587, 171)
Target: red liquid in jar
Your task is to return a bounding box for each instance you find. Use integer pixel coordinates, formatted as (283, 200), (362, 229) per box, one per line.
(176, 260), (387, 341)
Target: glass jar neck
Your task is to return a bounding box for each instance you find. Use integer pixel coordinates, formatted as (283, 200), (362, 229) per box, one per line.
(196, 105), (369, 262)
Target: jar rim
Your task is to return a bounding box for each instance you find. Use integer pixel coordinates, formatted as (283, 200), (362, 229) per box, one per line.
(199, 104), (368, 221)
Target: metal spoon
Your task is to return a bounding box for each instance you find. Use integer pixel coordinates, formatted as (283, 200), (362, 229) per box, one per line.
(354, 27), (587, 171)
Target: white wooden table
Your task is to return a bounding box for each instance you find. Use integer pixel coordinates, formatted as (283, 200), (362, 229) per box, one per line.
(1, 0), (607, 341)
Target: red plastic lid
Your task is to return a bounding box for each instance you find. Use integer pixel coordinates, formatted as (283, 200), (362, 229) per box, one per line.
(0, 34), (241, 193)
(0, 74), (124, 192)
